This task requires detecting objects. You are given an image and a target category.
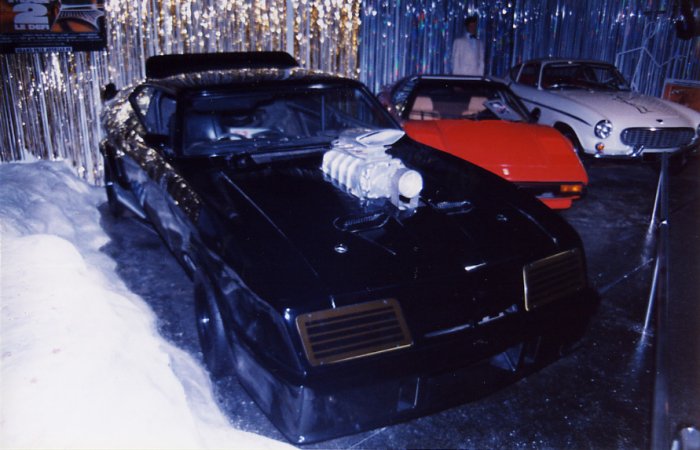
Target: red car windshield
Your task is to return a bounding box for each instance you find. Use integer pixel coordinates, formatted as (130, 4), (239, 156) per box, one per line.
(405, 80), (530, 122)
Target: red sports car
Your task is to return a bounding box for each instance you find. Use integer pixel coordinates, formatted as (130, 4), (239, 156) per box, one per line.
(378, 75), (588, 209)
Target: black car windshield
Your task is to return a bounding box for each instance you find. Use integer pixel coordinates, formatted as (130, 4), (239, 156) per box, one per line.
(405, 79), (530, 122)
(181, 85), (396, 157)
(541, 62), (630, 91)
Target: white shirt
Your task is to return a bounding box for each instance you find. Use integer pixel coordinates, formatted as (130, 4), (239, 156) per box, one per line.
(451, 34), (485, 76)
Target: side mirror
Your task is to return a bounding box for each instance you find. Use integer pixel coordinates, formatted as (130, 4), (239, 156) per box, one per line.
(101, 83), (118, 102)
(529, 107), (541, 123)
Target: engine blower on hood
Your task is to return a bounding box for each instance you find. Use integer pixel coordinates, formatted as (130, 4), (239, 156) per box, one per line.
(322, 129), (424, 210)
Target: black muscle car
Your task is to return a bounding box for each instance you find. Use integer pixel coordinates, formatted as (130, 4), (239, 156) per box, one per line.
(101, 52), (596, 444)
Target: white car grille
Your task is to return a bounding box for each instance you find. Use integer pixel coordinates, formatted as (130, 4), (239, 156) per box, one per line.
(620, 127), (695, 149)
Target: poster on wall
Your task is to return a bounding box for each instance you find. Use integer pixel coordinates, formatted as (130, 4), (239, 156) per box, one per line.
(0, 0), (106, 53)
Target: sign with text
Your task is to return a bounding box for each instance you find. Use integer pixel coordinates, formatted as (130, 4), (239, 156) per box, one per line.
(0, 0), (106, 53)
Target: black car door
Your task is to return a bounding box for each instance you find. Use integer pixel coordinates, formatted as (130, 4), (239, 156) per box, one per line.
(127, 85), (198, 274)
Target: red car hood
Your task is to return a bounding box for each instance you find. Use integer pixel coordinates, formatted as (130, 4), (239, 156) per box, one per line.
(404, 119), (588, 184)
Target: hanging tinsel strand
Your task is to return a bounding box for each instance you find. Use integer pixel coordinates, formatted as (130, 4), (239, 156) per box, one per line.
(0, 0), (362, 183)
(358, 0), (699, 93)
(1, 0), (698, 184)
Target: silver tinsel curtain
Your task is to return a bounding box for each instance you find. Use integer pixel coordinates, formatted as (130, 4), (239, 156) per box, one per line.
(359, 0), (699, 93)
(1, 0), (698, 183)
(0, 0), (361, 182)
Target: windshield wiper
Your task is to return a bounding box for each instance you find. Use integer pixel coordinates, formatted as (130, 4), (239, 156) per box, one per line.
(601, 81), (630, 91)
(182, 135), (331, 160)
(249, 145), (329, 163)
(224, 140), (330, 166)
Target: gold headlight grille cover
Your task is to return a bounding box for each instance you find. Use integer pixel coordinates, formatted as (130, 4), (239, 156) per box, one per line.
(296, 298), (413, 366)
(523, 248), (586, 311)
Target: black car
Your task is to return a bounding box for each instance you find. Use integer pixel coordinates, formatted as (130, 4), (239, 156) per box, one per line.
(101, 52), (596, 444)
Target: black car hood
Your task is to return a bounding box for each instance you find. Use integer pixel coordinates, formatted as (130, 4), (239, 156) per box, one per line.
(180, 141), (571, 316)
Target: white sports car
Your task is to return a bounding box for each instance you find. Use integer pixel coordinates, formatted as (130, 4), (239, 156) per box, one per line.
(507, 59), (700, 158)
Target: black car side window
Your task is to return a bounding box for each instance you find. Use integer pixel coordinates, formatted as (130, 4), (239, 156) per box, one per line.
(130, 86), (157, 133)
(130, 86), (174, 136)
(159, 96), (176, 136)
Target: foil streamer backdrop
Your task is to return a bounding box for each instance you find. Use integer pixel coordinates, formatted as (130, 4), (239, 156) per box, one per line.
(359, 0), (699, 93)
(1, 0), (699, 183)
(0, 0), (361, 182)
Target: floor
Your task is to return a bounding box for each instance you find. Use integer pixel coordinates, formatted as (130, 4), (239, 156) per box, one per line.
(99, 154), (700, 448)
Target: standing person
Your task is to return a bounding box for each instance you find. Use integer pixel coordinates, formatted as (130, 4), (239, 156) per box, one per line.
(451, 15), (485, 76)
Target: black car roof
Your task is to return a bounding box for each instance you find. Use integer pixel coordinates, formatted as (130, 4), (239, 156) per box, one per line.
(145, 67), (360, 96)
(146, 51), (299, 78)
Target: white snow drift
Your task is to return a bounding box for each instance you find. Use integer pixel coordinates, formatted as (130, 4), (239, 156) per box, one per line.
(0, 161), (291, 450)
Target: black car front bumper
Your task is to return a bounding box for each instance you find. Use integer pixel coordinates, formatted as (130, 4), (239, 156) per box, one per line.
(229, 290), (597, 444)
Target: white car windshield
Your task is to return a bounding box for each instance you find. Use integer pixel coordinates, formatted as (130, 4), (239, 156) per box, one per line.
(541, 62), (630, 91)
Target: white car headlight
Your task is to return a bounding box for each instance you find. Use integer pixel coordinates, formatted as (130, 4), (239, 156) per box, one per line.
(594, 120), (613, 139)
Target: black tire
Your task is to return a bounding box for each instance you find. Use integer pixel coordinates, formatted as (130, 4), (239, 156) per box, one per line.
(194, 277), (235, 378)
(103, 160), (125, 217)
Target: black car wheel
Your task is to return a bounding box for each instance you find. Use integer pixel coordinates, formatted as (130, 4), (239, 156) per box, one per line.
(103, 160), (125, 217)
(194, 277), (235, 378)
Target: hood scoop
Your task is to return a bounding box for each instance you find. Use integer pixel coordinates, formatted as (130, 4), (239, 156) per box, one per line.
(322, 129), (424, 210)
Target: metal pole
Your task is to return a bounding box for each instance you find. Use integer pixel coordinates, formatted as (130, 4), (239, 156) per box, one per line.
(650, 152), (671, 450)
(649, 161), (664, 230)
(643, 256), (660, 332)
(643, 157), (665, 332)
